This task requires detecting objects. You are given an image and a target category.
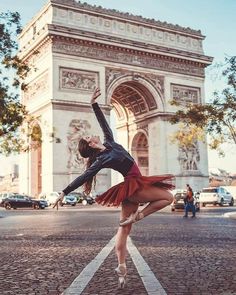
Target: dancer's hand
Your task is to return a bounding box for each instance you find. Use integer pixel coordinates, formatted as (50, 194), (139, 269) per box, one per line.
(53, 192), (65, 210)
(91, 87), (101, 104)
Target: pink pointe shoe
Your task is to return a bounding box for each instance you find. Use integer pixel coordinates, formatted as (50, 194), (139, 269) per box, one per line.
(115, 265), (127, 288)
(119, 210), (140, 227)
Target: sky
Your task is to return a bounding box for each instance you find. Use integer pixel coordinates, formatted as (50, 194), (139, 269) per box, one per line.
(1, 0), (236, 175)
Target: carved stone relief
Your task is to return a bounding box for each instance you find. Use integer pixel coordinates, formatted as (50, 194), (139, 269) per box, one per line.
(60, 68), (98, 92)
(53, 40), (205, 77)
(136, 125), (149, 136)
(106, 68), (164, 95)
(67, 119), (91, 169)
(23, 71), (49, 101)
(172, 84), (200, 105)
(178, 142), (200, 171)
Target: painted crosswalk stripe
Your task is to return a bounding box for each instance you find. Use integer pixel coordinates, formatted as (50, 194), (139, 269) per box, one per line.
(61, 236), (116, 295)
(127, 236), (167, 295)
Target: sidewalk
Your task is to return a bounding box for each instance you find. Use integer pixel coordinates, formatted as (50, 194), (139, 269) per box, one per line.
(224, 212), (236, 219)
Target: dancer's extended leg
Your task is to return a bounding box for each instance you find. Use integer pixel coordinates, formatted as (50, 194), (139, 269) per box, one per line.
(136, 187), (173, 218)
(120, 186), (173, 225)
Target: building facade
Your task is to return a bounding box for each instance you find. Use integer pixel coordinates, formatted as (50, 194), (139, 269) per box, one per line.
(19, 0), (213, 197)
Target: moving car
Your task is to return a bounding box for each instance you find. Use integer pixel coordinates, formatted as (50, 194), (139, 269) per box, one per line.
(2, 194), (47, 210)
(171, 190), (200, 212)
(199, 187), (234, 207)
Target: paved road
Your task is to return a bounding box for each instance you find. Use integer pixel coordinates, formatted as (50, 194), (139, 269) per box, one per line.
(0, 205), (236, 295)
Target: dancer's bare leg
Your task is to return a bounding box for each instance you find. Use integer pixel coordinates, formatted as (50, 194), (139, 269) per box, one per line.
(115, 199), (139, 265)
(128, 186), (173, 220)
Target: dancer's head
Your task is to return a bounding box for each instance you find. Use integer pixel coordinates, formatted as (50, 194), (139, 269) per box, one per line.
(79, 135), (101, 158)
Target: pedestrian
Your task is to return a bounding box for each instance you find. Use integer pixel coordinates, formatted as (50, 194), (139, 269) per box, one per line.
(183, 184), (196, 218)
(53, 87), (175, 288)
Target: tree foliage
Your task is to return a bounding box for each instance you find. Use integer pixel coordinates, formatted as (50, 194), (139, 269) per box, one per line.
(0, 11), (33, 155)
(169, 56), (236, 154)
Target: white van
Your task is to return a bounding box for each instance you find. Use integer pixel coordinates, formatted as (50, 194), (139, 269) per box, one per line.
(199, 187), (234, 207)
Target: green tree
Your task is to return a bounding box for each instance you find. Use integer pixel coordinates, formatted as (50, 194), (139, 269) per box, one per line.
(0, 11), (38, 155)
(169, 56), (236, 156)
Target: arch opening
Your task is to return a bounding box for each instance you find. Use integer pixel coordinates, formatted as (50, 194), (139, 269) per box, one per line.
(110, 81), (153, 183)
(111, 81), (158, 121)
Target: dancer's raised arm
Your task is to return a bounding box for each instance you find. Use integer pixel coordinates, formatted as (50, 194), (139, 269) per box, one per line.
(91, 87), (114, 143)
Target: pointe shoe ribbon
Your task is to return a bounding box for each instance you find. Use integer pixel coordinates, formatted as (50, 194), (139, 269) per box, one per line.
(115, 265), (127, 277)
(119, 210), (139, 226)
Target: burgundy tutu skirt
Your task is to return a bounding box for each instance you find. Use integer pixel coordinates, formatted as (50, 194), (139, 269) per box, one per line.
(95, 163), (175, 207)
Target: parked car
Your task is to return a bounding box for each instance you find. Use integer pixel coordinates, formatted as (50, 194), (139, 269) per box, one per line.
(65, 192), (83, 203)
(60, 194), (77, 206)
(199, 187), (234, 207)
(67, 192), (96, 205)
(221, 186), (236, 202)
(170, 190), (200, 212)
(2, 194), (47, 210)
(81, 195), (96, 205)
(44, 192), (60, 206)
(0, 192), (17, 205)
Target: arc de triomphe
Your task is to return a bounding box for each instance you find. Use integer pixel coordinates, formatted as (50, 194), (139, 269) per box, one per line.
(19, 0), (213, 197)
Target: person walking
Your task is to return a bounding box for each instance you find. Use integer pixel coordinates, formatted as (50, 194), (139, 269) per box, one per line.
(53, 87), (175, 287)
(183, 184), (196, 218)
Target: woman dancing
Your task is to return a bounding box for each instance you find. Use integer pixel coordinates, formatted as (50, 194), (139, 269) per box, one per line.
(53, 87), (174, 288)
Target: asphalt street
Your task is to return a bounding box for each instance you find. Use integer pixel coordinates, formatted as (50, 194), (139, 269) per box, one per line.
(0, 205), (236, 295)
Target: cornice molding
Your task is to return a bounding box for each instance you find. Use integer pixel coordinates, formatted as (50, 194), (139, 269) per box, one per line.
(48, 24), (212, 63)
(52, 35), (207, 77)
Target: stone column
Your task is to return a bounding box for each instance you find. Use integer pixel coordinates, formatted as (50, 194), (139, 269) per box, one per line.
(148, 119), (169, 175)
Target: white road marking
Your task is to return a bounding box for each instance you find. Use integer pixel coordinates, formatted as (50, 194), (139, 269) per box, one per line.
(127, 236), (167, 295)
(62, 235), (167, 295)
(61, 236), (116, 295)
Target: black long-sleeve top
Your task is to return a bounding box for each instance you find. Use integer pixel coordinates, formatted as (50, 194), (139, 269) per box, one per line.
(62, 102), (134, 195)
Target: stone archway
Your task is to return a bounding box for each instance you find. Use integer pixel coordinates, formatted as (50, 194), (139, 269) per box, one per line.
(108, 76), (161, 182)
(30, 124), (42, 197)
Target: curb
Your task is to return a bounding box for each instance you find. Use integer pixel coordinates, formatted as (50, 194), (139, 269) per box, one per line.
(224, 212), (236, 219)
